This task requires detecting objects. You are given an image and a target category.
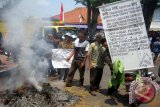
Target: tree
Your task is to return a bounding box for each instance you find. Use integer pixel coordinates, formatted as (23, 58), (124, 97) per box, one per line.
(75, 0), (118, 37)
(75, 0), (159, 37)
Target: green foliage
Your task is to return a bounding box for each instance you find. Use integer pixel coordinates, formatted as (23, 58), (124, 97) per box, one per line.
(74, 0), (87, 6)
(141, 0), (159, 3)
(75, 0), (120, 7)
(74, 0), (159, 8)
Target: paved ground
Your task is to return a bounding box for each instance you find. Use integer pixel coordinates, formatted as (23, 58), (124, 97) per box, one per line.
(1, 55), (160, 107)
(60, 63), (160, 107)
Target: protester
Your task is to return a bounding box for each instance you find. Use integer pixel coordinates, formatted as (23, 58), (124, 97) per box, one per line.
(48, 32), (63, 48)
(88, 33), (105, 96)
(32, 31), (55, 76)
(101, 38), (121, 95)
(46, 32), (63, 77)
(101, 38), (113, 75)
(58, 32), (74, 49)
(152, 36), (160, 63)
(57, 32), (74, 81)
(65, 30), (89, 87)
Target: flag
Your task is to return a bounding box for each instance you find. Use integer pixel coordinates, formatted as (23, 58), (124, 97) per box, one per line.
(59, 3), (64, 21)
(79, 13), (86, 22)
(79, 13), (82, 22)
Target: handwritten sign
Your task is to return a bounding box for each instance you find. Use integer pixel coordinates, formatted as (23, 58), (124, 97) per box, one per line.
(52, 49), (73, 68)
(99, 0), (154, 70)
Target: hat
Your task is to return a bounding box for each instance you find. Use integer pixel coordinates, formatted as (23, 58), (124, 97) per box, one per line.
(64, 32), (73, 38)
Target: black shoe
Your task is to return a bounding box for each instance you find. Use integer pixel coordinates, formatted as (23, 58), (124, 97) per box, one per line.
(107, 88), (114, 95)
(89, 91), (96, 96)
(66, 83), (72, 87)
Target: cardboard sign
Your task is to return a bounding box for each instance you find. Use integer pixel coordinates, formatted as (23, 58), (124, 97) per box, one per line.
(52, 49), (73, 68)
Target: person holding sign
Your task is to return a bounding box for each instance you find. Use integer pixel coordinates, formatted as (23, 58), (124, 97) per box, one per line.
(101, 38), (113, 75)
(101, 38), (122, 95)
(58, 32), (74, 49)
(65, 30), (89, 87)
(57, 32), (74, 81)
(88, 33), (105, 96)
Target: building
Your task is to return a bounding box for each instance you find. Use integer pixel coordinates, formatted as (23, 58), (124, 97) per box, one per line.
(53, 5), (160, 31)
(52, 7), (103, 29)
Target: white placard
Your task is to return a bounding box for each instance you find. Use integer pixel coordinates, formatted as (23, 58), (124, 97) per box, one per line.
(99, 0), (154, 70)
(52, 49), (73, 68)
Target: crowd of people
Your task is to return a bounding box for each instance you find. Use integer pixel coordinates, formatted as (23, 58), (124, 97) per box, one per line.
(47, 29), (119, 96)
(47, 29), (160, 97)
(0, 29), (159, 97)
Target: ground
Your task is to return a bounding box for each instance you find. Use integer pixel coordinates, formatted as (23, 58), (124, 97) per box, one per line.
(1, 55), (160, 107)
(53, 63), (160, 107)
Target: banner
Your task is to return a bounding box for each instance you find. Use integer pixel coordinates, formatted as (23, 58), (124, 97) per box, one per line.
(52, 49), (73, 68)
(99, 0), (154, 70)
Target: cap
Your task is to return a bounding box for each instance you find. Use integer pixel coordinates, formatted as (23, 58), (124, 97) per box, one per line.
(64, 32), (73, 38)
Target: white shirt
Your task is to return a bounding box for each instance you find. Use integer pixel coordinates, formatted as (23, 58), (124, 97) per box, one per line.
(74, 38), (90, 51)
(73, 38), (90, 60)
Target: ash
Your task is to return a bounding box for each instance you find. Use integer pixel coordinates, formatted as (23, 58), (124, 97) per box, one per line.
(0, 83), (80, 107)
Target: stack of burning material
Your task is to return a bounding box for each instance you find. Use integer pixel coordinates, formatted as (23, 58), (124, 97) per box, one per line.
(0, 83), (80, 107)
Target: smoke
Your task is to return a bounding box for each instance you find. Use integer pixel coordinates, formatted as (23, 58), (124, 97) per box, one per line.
(1, 0), (54, 91)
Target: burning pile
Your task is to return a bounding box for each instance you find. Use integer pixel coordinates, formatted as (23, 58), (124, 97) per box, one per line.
(0, 83), (80, 107)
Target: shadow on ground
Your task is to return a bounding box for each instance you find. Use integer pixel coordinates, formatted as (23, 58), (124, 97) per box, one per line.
(72, 79), (90, 91)
(104, 92), (129, 106)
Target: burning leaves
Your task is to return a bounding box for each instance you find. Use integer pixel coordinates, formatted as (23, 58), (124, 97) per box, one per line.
(0, 83), (80, 107)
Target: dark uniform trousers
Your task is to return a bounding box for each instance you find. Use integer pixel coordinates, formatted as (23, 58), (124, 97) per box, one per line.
(104, 49), (113, 75)
(90, 67), (103, 91)
(66, 59), (85, 86)
(104, 49), (120, 93)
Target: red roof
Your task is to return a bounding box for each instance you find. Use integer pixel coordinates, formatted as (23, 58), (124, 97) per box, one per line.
(52, 7), (102, 25)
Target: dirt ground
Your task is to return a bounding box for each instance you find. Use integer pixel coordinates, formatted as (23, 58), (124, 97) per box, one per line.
(1, 55), (160, 107)
(52, 63), (160, 107)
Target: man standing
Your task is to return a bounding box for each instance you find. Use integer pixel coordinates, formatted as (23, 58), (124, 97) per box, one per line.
(58, 32), (74, 81)
(66, 30), (89, 87)
(100, 38), (113, 74)
(88, 33), (105, 96)
(101, 38), (122, 95)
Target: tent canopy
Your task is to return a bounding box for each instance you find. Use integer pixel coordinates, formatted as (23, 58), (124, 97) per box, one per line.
(150, 21), (160, 31)
(150, 7), (160, 31)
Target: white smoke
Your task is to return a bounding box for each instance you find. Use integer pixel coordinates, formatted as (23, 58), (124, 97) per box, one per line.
(1, 0), (54, 91)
